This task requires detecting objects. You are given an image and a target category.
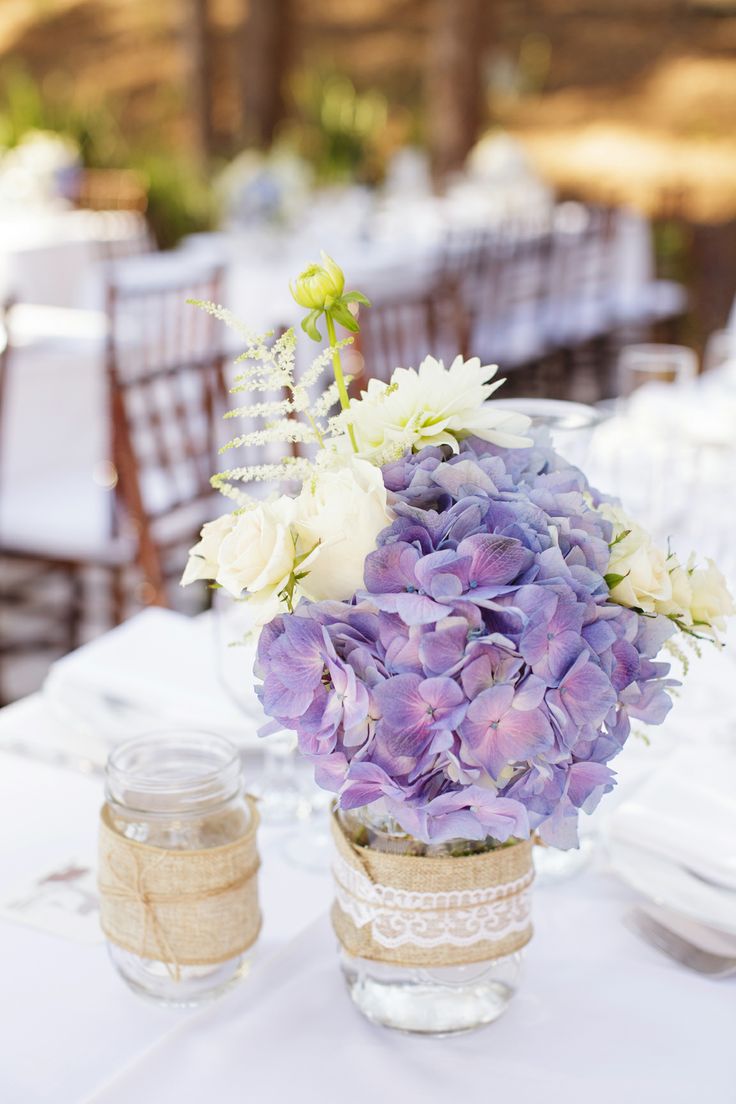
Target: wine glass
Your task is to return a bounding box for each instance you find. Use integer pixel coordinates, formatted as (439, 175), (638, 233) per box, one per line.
(702, 329), (736, 381)
(618, 343), (697, 396)
(211, 593), (333, 867)
(493, 396), (610, 470)
(211, 594), (307, 826)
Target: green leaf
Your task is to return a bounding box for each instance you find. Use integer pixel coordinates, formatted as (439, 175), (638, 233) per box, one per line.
(608, 529), (631, 548)
(329, 302), (360, 333)
(342, 291), (371, 307)
(604, 572), (628, 588)
(300, 310), (323, 342)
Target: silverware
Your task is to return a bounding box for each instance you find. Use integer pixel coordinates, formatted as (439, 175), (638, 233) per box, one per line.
(626, 907), (736, 978)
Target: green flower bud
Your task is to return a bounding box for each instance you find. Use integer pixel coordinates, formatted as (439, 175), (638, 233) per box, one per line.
(290, 251), (345, 310)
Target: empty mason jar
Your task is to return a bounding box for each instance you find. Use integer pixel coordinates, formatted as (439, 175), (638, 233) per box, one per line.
(101, 732), (258, 1006)
(335, 806), (529, 1036)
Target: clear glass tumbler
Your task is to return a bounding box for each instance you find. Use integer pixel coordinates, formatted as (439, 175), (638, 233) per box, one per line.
(102, 732), (255, 1006)
(618, 343), (697, 395)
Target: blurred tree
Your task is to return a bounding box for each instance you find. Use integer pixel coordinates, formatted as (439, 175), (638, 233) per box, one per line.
(182, 0), (213, 164)
(426, 0), (486, 180)
(240, 0), (292, 148)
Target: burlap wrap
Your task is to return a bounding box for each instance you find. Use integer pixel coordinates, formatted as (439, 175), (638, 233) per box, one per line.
(330, 813), (533, 967)
(98, 798), (261, 975)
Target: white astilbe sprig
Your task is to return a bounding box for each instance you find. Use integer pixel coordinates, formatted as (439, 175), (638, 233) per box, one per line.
(212, 456), (315, 500)
(187, 298), (257, 341)
(189, 300), (355, 500)
(220, 419), (321, 452)
(224, 397), (294, 421)
(292, 337), (353, 403)
(312, 379), (351, 419)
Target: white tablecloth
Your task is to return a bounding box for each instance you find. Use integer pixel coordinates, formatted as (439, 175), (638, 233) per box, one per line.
(0, 697), (331, 1104)
(0, 208), (145, 308)
(0, 315), (111, 554)
(84, 882), (733, 1104)
(1, 668), (735, 1103)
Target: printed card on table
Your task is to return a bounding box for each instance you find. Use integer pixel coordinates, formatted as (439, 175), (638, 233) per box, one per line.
(0, 859), (103, 944)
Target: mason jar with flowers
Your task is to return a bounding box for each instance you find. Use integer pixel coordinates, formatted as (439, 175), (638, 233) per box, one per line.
(183, 255), (735, 1034)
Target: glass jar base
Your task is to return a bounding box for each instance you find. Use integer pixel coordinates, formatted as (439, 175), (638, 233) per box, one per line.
(108, 945), (248, 1008)
(340, 949), (522, 1035)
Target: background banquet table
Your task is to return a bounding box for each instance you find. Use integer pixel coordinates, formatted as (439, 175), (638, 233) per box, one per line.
(0, 206), (149, 308)
(0, 204), (662, 564)
(1, 604), (734, 1104)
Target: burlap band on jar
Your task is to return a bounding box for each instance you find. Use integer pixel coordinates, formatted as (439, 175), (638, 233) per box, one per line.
(330, 813), (533, 968)
(98, 798), (261, 976)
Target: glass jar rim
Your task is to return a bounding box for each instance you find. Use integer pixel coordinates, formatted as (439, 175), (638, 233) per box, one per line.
(106, 731), (242, 814)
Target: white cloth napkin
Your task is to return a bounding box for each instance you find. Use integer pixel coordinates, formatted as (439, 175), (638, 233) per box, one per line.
(607, 742), (736, 890)
(43, 608), (263, 754)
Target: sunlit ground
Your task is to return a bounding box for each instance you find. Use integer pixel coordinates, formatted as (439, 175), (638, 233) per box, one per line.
(500, 56), (736, 221)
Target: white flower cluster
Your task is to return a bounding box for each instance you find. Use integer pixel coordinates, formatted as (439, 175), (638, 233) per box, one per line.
(599, 503), (735, 641)
(182, 453), (391, 623)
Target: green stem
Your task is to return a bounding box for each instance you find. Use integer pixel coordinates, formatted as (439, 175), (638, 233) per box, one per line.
(326, 313), (357, 453)
(304, 410), (325, 449)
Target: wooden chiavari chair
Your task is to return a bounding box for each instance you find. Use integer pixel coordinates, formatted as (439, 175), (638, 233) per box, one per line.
(105, 258), (228, 611)
(0, 260), (229, 702)
(467, 225), (556, 397)
(0, 297), (90, 700)
(352, 281), (469, 392)
(544, 203), (618, 401)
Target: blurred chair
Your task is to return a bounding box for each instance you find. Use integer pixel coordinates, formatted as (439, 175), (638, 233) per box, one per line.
(0, 259), (228, 701)
(95, 210), (155, 263)
(609, 207), (688, 346)
(352, 282), (468, 390)
(0, 297), (93, 699)
(439, 226), (492, 298)
(542, 204), (618, 401)
(105, 257), (228, 608)
(467, 226), (555, 396)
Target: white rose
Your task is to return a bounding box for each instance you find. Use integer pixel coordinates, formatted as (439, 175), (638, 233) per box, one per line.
(216, 496), (297, 600)
(689, 559), (735, 635)
(294, 453), (392, 601)
(181, 514), (234, 587)
(599, 504), (672, 613)
(654, 560), (693, 622)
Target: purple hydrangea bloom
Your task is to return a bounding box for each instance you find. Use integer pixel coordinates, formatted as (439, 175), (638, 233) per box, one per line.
(255, 435), (677, 848)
